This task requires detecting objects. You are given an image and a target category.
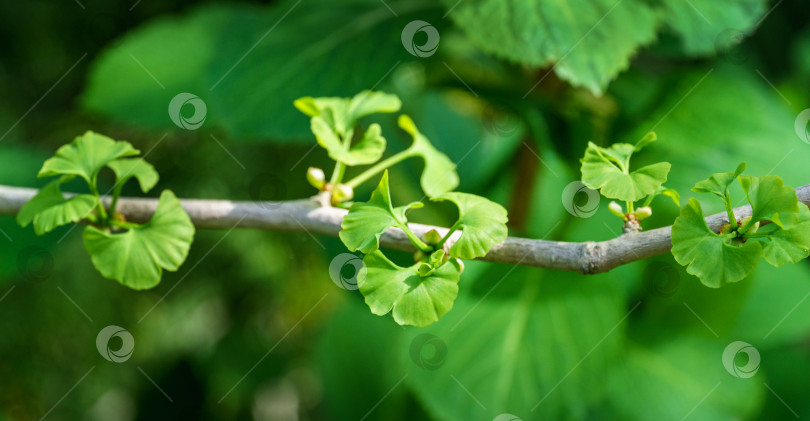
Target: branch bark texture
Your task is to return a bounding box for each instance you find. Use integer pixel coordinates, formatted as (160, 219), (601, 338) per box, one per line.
(2, 184), (809, 275)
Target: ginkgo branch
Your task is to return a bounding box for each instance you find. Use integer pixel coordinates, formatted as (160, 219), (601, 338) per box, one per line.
(2, 183), (809, 275)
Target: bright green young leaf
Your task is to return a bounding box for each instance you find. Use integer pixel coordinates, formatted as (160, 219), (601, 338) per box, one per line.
(82, 190), (195, 289)
(38, 131), (139, 184)
(633, 132), (657, 152)
(398, 115), (459, 198)
(642, 186), (681, 208)
(341, 124), (386, 166)
(671, 198), (762, 287)
(340, 171), (422, 254)
(691, 162), (746, 198)
(107, 158), (159, 193)
(310, 116), (344, 155)
(738, 174), (800, 228)
(16, 179), (97, 235)
(359, 251), (461, 327)
(433, 192), (508, 259)
(762, 203), (810, 267)
(581, 142), (671, 202)
(311, 119), (386, 166)
(295, 91), (401, 136)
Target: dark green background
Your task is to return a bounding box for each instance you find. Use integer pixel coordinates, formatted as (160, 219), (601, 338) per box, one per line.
(1, 0), (810, 420)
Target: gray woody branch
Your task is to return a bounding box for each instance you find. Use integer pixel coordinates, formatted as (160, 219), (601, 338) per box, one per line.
(1, 184), (809, 275)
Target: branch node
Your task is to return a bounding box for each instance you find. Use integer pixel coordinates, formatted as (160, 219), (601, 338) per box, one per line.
(580, 241), (604, 275)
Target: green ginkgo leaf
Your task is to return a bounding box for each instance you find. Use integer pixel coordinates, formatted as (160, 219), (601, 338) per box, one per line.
(360, 250), (462, 327)
(82, 190), (195, 289)
(671, 198), (762, 287)
(433, 192), (509, 259)
(17, 179), (97, 235)
(762, 203), (810, 267)
(339, 171), (422, 254)
(738, 174), (800, 228)
(107, 158), (159, 193)
(642, 186), (681, 207)
(39, 131), (139, 184)
(295, 90), (401, 136)
(691, 162), (746, 198)
(580, 141), (670, 202)
(398, 115), (459, 198)
(340, 123), (386, 166)
(311, 119), (386, 166)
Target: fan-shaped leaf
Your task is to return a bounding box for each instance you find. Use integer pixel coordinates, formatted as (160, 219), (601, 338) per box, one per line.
(360, 250), (461, 327)
(17, 179), (97, 235)
(82, 190), (195, 289)
(340, 171), (422, 253)
(398, 115), (458, 198)
(433, 192), (508, 259)
(107, 158), (159, 193)
(671, 198), (762, 287)
(39, 131), (139, 184)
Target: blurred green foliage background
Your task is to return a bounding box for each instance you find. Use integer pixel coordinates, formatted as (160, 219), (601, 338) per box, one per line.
(2, 0), (810, 420)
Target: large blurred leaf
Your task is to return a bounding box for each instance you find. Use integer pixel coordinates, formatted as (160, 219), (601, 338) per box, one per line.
(732, 261), (810, 348)
(83, 1), (433, 141)
(626, 66), (810, 199)
(661, 0), (767, 55)
(440, 0), (658, 94)
(606, 338), (763, 420)
(406, 268), (625, 420)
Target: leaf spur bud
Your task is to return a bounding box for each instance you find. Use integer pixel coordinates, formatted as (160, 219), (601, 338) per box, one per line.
(306, 167), (325, 190)
(608, 201), (625, 219)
